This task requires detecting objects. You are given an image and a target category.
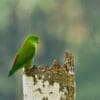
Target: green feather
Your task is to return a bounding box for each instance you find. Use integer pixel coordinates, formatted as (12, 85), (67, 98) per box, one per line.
(8, 34), (39, 76)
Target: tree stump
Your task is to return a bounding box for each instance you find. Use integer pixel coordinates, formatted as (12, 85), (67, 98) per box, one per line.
(23, 51), (76, 100)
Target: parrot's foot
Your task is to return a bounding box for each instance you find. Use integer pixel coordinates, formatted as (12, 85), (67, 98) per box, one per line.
(24, 65), (37, 76)
(24, 68), (33, 76)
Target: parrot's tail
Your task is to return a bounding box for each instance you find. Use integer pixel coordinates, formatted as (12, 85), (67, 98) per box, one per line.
(8, 65), (21, 77)
(8, 69), (14, 77)
(8, 66), (17, 77)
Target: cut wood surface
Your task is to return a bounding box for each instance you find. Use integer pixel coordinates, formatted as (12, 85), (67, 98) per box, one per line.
(23, 51), (76, 100)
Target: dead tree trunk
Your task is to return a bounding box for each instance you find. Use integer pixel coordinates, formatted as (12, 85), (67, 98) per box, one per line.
(23, 51), (76, 100)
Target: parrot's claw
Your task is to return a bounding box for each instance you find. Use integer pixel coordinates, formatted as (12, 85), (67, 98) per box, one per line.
(24, 68), (32, 76)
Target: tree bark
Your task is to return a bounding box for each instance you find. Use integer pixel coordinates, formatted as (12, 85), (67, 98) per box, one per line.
(23, 51), (76, 100)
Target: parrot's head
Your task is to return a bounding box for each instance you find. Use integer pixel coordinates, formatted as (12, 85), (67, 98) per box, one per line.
(28, 34), (40, 45)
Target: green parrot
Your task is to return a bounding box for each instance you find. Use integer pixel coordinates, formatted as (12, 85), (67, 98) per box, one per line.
(8, 34), (40, 77)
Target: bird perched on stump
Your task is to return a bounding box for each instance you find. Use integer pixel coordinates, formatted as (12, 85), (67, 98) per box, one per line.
(8, 34), (40, 76)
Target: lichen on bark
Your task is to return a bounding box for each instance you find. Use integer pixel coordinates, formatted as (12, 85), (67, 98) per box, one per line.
(23, 51), (76, 100)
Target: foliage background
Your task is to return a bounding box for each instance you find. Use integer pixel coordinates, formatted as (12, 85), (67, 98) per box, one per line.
(0, 0), (100, 100)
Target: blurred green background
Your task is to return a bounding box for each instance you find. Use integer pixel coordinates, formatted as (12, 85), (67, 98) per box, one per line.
(0, 0), (100, 100)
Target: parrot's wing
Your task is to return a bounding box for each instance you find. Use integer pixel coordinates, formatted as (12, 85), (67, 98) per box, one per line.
(13, 55), (19, 66)
(8, 43), (36, 76)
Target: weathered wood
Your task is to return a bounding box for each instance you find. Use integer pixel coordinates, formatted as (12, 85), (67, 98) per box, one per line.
(23, 51), (76, 100)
